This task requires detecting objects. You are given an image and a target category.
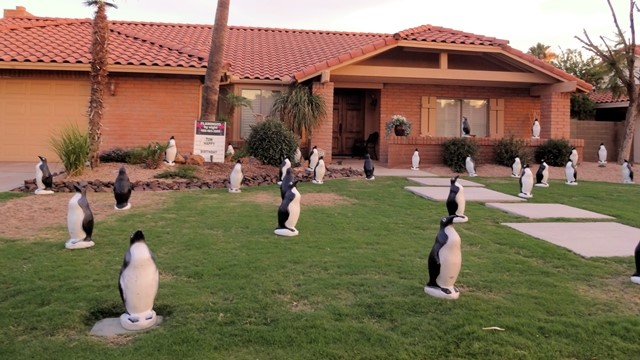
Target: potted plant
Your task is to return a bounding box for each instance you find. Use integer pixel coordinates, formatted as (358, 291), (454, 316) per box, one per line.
(385, 114), (412, 137)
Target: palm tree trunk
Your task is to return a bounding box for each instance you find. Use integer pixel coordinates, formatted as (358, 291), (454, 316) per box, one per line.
(200, 0), (230, 120)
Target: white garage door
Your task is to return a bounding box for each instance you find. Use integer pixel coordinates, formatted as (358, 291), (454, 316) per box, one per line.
(0, 77), (89, 162)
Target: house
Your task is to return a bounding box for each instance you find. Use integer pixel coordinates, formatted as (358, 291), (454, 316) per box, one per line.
(0, 6), (591, 166)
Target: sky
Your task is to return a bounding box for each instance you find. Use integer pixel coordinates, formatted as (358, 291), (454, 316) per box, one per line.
(3, 0), (637, 54)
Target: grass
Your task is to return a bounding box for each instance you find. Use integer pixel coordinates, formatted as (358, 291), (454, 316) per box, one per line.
(1, 177), (639, 359)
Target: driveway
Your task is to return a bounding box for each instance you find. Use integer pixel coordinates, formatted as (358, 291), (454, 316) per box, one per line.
(0, 162), (63, 192)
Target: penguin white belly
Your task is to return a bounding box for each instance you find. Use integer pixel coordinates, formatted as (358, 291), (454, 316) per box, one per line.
(67, 194), (86, 241)
(452, 187), (467, 222)
(436, 228), (462, 289)
(284, 197), (301, 229)
(165, 147), (176, 163)
(121, 259), (159, 315)
(411, 153), (420, 170)
(229, 165), (243, 192)
(35, 164), (44, 189)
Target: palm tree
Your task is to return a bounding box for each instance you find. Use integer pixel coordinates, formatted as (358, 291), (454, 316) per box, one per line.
(270, 83), (327, 140)
(200, 0), (230, 120)
(527, 42), (557, 62)
(85, 0), (117, 169)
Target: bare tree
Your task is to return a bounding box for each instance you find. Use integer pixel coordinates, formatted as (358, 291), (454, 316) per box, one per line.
(85, 0), (117, 169)
(576, 0), (639, 163)
(200, 0), (230, 120)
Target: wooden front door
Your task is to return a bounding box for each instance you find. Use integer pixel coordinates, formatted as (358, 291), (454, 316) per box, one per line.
(332, 89), (365, 156)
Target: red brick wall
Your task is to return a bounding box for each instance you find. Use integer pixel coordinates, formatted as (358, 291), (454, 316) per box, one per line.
(540, 92), (571, 139)
(571, 119), (624, 162)
(102, 75), (201, 155)
(311, 82), (335, 164)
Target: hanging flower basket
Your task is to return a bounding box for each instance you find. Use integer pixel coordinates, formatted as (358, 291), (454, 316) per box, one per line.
(385, 115), (412, 137)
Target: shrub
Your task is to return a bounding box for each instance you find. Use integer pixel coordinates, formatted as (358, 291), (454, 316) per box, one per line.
(231, 146), (250, 161)
(154, 165), (200, 179)
(50, 123), (90, 176)
(534, 138), (572, 166)
(126, 142), (169, 169)
(99, 147), (130, 163)
(494, 135), (533, 167)
(246, 118), (297, 166)
(442, 137), (478, 172)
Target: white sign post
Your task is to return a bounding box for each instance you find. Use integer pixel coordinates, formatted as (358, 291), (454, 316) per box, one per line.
(193, 120), (226, 163)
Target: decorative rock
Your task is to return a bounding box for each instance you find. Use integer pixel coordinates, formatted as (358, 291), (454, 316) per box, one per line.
(186, 154), (205, 166)
(532, 118), (541, 138)
(598, 143), (607, 166)
(465, 155), (477, 177)
(424, 215), (462, 300)
(364, 153), (375, 180)
(411, 148), (420, 170)
(228, 160), (243, 193)
(565, 160), (578, 185)
(275, 180), (301, 236)
(511, 157), (521, 177)
(535, 160), (550, 187)
(174, 153), (186, 164)
(66, 183), (95, 250)
(164, 136), (177, 166)
(307, 146), (319, 172)
(518, 164), (534, 198)
(119, 230), (159, 331)
(622, 159), (634, 184)
(35, 155), (54, 195)
(446, 175), (468, 223)
(114, 165), (132, 210)
(631, 240), (640, 284)
(278, 158), (291, 185)
(312, 156), (326, 184)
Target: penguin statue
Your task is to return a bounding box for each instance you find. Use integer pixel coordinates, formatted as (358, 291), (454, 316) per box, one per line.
(119, 230), (159, 331)
(293, 147), (302, 167)
(597, 143), (607, 166)
(114, 165), (132, 210)
(278, 158), (291, 185)
(446, 175), (468, 223)
(622, 160), (634, 184)
(424, 215), (462, 300)
(228, 159), (243, 193)
(461, 116), (471, 137)
(280, 167), (294, 200)
(364, 153), (375, 180)
(532, 118), (541, 138)
(35, 155), (54, 195)
(511, 156), (522, 178)
(534, 160), (549, 187)
(518, 164), (534, 198)
(65, 183), (95, 250)
(275, 180), (301, 237)
(307, 146), (319, 172)
(465, 155), (477, 177)
(226, 143), (235, 158)
(312, 156), (326, 184)
(631, 240), (640, 284)
(164, 136), (177, 166)
(565, 160), (578, 185)
(411, 148), (420, 171)
(569, 147), (578, 167)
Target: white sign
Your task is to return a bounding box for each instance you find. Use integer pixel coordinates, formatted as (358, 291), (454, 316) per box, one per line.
(194, 120), (226, 163)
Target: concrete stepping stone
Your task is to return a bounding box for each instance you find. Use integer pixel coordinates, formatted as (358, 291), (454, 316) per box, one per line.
(486, 203), (614, 219)
(408, 177), (484, 187)
(502, 222), (640, 257)
(405, 186), (525, 202)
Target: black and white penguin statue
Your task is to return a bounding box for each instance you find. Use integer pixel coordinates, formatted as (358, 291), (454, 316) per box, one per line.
(119, 230), (159, 331)
(565, 160), (578, 185)
(424, 215), (462, 300)
(364, 153), (375, 180)
(465, 155), (477, 177)
(280, 167), (294, 200)
(411, 148), (420, 171)
(569, 147), (578, 167)
(511, 156), (522, 177)
(307, 146), (319, 172)
(278, 158), (291, 185)
(66, 183), (95, 250)
(597, 143), (607, 166)
(312, 156), (326, 184)
(164, 136), (177, 165)
(461, 116), (471, 137)
(275, 180), (301, 237)
(114, 165), (132, 210)
(518, 164), (534, 198)
(622, 159), (634, 184)
(226, 143), (235, 158)
(631, 240), (640, 284)
(446, 175), (468, 223)
(534, 160), (549, 187)
(35, 155), (54, 195)
(228, 159), (243, 193)
(532, 118), (541, 138)
(293, 147), (302, 167)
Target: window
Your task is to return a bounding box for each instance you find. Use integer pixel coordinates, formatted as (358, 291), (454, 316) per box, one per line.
(436, 99), (488, 137)
(240, 89), (280, 139)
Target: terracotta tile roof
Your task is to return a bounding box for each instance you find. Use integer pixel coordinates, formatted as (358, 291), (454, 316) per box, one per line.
(0, 14), (591, 91)
(589, 90), (629, 104)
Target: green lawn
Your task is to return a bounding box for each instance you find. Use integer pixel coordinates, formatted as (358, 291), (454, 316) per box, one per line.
(1, 177), (639, 359)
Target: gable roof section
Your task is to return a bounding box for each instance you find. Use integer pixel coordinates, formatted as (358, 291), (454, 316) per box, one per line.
(0, 14), (591, 91)
(589, 90), (629, 106)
